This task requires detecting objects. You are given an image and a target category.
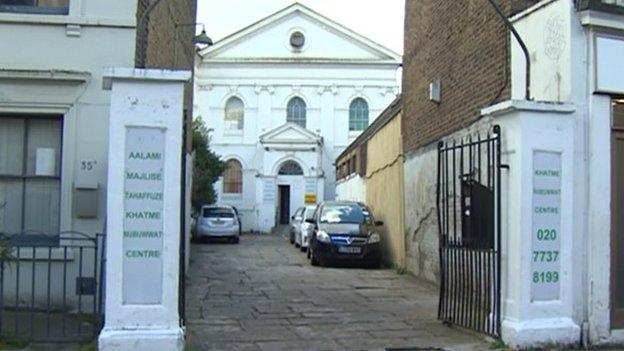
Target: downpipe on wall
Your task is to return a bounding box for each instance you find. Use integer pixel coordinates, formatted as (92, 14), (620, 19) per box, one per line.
(485, 0), (532, 101)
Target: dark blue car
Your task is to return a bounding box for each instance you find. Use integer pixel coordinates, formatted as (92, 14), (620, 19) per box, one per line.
(307, 201), (383, 268)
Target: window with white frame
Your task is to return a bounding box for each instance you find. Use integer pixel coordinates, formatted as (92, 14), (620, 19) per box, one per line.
(223, 159), (242, 194)
(224, 97), (244, 133)
(0, 0), (69, 14)
(0, 116), (62, 235)
(349, 98), (369, 131)
(287, 97), (306, 128)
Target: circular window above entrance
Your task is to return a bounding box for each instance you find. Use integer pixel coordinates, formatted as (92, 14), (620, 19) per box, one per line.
(278, 160), (304, 175)
(290, 31), (305, 50)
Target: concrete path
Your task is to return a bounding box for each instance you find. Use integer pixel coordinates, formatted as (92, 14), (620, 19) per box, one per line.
(185, 230), (490, 351)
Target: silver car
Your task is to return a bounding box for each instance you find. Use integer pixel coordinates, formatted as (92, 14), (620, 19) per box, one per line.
(194, 205), (241, 243)
(291, 205), (317, 251)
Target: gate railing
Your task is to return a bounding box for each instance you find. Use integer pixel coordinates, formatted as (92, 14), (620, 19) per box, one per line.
(0, 231), (105, 342)
(437, 125), (502, 336)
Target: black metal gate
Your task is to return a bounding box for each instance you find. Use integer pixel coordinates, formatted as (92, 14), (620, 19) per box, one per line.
(437, 125), (502, 336)
(0, 232), (105, 342)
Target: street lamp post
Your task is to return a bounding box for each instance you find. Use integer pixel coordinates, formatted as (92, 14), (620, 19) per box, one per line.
(172, 24), (212, 327)
(173, 22), (213, 69)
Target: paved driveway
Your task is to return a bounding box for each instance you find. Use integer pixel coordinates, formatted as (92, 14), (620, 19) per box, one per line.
(185, 231), (489, 351)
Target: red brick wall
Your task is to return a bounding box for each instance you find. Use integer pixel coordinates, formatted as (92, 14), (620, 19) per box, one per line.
(402, 0), (535, 152)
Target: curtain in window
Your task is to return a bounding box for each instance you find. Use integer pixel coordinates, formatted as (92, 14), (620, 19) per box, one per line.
(349, 98), (369, 131)
(287, 97), (306, 128)
(224, 97), (244, 132)
(0, 117), (61, 235)
(223, 159), (243, 194)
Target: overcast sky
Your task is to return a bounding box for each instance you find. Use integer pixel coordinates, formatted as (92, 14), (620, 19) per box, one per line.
(196, 0), (405, 55)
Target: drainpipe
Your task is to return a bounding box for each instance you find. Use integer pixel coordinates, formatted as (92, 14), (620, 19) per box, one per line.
(486, 0), (532, 100)
(136, 0), (165, 68)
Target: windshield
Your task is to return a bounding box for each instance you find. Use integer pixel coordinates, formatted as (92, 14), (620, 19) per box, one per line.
(304, 207), (316, 220)
(203, 208), (235, 218)
(319, 204), (372, 224)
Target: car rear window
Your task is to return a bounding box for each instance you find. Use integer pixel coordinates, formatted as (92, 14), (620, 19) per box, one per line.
(320, 204), (372, 224)
(203, 208), (235, 218)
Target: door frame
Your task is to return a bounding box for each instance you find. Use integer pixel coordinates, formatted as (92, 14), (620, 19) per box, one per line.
(278, 185), (291, 225)
(274, 174), (305, 228)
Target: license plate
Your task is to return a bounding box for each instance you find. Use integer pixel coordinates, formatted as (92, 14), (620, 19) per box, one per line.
(338, 246), (362, 254)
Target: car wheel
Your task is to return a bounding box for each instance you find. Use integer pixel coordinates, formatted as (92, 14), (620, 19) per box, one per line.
(310, 248), (319, 266)
(300, 246), (307, 253)
(294, 241), (300, 248)
(232, 237), (240, 244)
(289, 232), (295, 244)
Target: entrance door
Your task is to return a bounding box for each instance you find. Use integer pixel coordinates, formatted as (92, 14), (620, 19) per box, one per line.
(278, 185), (291, 224)
(612, 100), (624, 327)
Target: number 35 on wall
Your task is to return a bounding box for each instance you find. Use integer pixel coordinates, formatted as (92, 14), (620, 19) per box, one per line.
(81, 160), (98, 171)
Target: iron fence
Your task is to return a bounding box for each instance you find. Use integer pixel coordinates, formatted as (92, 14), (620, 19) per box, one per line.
(0, 231), (105, 342)
(437, 125), (502, 336)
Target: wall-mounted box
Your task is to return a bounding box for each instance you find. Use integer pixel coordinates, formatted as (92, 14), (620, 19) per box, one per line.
(74, 180), (98, 218)
(429, 79), (441, 103)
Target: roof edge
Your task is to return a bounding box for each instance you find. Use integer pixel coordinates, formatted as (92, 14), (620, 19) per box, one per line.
(197, 2), (402, 62)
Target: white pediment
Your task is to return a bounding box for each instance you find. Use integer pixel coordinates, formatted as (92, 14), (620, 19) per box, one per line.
(259, 123), (322, 145)
(198, 3), (401, 64)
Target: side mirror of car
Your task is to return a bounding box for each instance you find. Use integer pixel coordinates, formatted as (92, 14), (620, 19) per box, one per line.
(375, 220), (384, 226)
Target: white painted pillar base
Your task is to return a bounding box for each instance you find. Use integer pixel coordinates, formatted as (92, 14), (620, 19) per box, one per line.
(98, 328), (184, 351)
(502, 318), (580, 349)
(483, 100), (581, 349)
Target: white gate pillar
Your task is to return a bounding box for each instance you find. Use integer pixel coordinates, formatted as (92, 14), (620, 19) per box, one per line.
(482, 100), (581, 349)
(99, 68), (190, 351)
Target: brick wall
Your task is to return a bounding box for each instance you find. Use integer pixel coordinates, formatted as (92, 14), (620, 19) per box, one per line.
(136, 0), (198, 148)
(143, 0), (196, 72)
(402, 0), (537, 152)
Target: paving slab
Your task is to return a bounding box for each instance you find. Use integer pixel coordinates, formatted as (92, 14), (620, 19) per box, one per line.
(185, 230), (490, 351)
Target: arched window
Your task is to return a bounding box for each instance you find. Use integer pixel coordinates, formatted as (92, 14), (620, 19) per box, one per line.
(223, 159), (242, 193)
(278, 160), (304, 175)
(224, 97), (244, 132)
(286, 97), (306, 128)
(349, 98), (369, 131)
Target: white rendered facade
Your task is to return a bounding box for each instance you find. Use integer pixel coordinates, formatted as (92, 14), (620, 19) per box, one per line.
(194, 3), (401, 232)
(396, 1), (624, 348)
(0, 0), (136, 240)
(0, 0), (136, 311)
(488, 0), (624, 348)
